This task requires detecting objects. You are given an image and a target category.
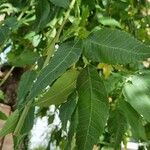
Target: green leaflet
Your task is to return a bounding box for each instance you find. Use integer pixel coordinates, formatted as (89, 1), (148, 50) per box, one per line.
(28, 41), (82, 101)
(123, 72), (150, 122)
(119, 100), (146, 139)
(83, 28), (150, 64)
(17, 71), (36, 107)
(0, 110), (19, 137)
(98, 17), (121, 28)
(76, 65), (109, 150)
(50, 0), (69, 8)
(36, 69), (79, 107)
(59, 92), (77, 130)
(108, 109), (127, 149)
(34, 0), (51, 31)
(0, 111), (7, 120)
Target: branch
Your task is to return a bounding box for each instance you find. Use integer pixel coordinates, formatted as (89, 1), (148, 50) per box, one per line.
(0, 66), (15, 86)
(43, 0), (76, 67)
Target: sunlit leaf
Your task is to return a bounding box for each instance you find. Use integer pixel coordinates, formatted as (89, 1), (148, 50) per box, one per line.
(123, 71), (150, 122)
(98, 17), (121, 28)
(83, 28), (150, 64)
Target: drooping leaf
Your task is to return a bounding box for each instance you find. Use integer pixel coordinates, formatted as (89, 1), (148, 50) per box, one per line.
(8, 50), (39, 67)
(108, 109), (127, 149)
(83, 28), (150, 64)
(34, 0), (51, 31)
(50, 0), (69, 8)
(76, 65), (109, 150)
(59, 92), (77, 130)
(0, 110), (19, 137)
(17, 71), (36, 107)
(123, 71), (150, 122)
(27, 41), (82, 101)
(0, 111), (7, 120)
(119, 100), (146, 139)
(36, 69), (79, 107)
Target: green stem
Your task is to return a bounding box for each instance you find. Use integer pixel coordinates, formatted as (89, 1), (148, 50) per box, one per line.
(0, 66), (15, 86)
(43, 0), (76, 67)
(14, 101), (32, 135)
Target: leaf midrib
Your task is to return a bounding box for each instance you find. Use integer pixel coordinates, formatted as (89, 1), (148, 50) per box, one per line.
(83, 67), (93, 150)
(30, 41), (79, 98)
(89, 38), (150, 56)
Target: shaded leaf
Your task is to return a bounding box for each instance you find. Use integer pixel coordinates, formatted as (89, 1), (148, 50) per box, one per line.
(76, 65), (109, 150)
(48, 115), (55, 124)
(65, 108), (78, 150)
(8, 50), (39, 67)
(83, 28), (150, 64)
(21, 106), (35, 134)
(0, 17), (18, 47)
(27, 41), (82, 101)
(119, 100), (146, 139)
(81, 0), (96, 10)
(17, 71), (36, 107)
(108, 109), (127, 149)
(0, 110), (19, 137)
(59, 92), (77, 130)
(8, 0), (29, 8)
(50, 0), (69, 8)
(36, 69), (79, 107)
(123, 72), (150, 122)
(34, 0), (51, 31)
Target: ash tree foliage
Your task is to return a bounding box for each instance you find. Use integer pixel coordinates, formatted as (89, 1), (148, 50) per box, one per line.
(0, 0), (150, 149)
